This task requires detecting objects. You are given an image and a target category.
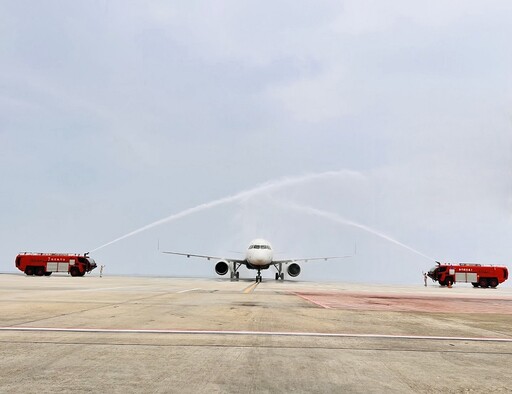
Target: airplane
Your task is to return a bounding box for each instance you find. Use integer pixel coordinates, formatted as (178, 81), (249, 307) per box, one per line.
(162, 238), (351, 282)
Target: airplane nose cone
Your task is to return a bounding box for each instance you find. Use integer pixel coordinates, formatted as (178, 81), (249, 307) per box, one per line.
(247, 249), (271, 266)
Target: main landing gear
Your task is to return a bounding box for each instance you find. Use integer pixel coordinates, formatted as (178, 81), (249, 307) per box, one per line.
(230, 262), (241, 281)
(274, 263), (284, 281)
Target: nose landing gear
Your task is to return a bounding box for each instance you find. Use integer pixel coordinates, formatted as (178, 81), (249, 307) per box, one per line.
(256, 268), (262, 282)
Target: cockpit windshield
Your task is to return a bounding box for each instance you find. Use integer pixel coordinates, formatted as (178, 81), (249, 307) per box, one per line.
(249, 244), (271, 250)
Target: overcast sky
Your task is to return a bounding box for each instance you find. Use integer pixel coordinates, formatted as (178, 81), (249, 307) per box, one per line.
(1, 1), (511, 285)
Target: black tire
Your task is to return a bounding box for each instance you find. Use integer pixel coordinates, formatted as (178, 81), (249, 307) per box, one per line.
(25, 267), (34, 276)
(44, 272), (52, 276)
(275, 273), (279, 281)
(70, 267), (79, 277)
(445, 278), (453, 287)
(478, 278), (489, 288)
(488, 278), (498, 288)
(471, 282), (479, 288)
(280, 273), (284, 280)
(35, 267), (45, 276)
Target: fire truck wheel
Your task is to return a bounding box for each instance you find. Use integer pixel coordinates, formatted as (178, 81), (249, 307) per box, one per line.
(471, 282), (479, 288)
(44, 272), (52, 276)
(478, 278), (489, 288)
(70, 267), (79, 277)
(36, 267), (45, 276)
(488, 278), (498, 288)
(25, 267), (34, 276)
(445, 278), (453, 287)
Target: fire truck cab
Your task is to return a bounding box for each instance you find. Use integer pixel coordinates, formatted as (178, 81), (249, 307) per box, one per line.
(15, 253), (97, 277)
(428, 262), (508, 288)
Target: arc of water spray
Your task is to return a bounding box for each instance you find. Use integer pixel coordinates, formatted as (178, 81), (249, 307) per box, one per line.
(276, 201), (435, 261)
(90, 169), (364, 252)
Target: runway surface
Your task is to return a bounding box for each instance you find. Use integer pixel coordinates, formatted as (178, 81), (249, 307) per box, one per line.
(1, 274), (511, 393)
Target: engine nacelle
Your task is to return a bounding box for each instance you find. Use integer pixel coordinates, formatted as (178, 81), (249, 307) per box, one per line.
(215, 261), (229, 276)
(287, 263), (301, 277)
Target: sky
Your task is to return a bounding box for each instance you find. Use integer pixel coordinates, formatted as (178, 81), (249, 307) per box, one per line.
(1, 1), (511, 285)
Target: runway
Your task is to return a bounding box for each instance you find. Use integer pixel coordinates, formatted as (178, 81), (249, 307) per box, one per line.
(1, 274), (511, 393)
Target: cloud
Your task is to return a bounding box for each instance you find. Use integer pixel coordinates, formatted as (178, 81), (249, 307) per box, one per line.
(1, 1), (511, 286)
(268, 70), (353, 123)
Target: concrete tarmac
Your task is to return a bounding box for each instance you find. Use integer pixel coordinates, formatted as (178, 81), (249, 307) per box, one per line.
(1, 274), (512, 393)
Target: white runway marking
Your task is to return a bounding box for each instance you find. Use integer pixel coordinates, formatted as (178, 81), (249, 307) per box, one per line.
(1, 326), (511, 342)
(176, 288), (201, 294)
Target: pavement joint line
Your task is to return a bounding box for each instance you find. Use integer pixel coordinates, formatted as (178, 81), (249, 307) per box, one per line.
(73, 286), (154, 292)
(295, 292), (332, 309)
(176, 288), (201, 294)
(1, 327), (512, 342)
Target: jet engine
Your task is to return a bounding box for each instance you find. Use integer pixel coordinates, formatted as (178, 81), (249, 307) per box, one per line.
(287, 263), (301, 277)
(215, 261), (229, 276)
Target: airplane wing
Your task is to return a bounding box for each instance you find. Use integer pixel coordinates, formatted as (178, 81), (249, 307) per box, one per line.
(273, 255), (353, 264)
(161, 251), (246, 264)
(274, 243), (356, 264)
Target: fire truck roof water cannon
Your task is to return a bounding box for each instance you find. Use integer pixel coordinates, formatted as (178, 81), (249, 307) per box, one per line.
(15, 252), (97, 277)
(427, 261), (508, 288)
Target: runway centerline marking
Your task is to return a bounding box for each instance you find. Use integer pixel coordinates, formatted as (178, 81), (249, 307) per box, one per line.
(1, 326), (512, 343)
(243, 282), (259, 294)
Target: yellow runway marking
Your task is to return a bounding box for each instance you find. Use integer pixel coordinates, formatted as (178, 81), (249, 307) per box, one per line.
(243, 282), (259, 294)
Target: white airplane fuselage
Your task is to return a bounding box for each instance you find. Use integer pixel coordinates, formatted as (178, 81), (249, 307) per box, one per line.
(245, 238), (274, 267)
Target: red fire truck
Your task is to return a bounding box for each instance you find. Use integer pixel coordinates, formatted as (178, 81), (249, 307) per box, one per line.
(15, 253), (97, 277)
(427, 262), (508, 288)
